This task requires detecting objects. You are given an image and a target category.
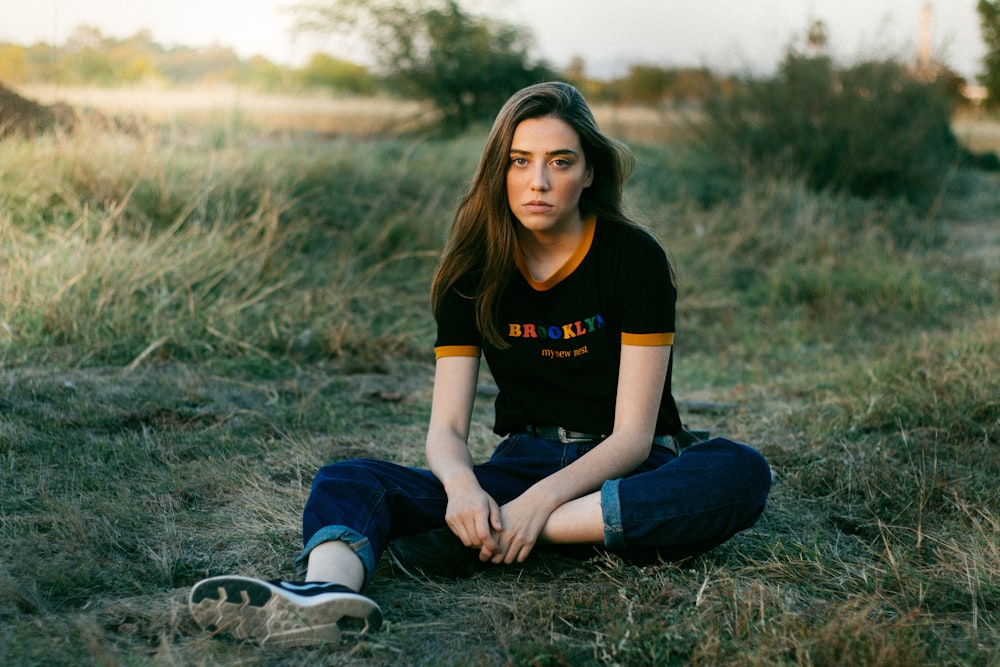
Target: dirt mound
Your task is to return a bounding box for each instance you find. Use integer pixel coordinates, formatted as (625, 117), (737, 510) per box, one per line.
(1, 83), (63, 138)
(0, 83), (132, 139)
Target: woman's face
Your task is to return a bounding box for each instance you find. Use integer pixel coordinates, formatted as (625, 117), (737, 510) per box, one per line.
(506, 116), (593, 239)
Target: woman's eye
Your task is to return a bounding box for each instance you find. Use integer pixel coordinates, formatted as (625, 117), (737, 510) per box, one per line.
(511, 157), (527, 166)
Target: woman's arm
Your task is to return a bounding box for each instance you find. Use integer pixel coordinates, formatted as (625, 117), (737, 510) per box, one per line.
(425, 355), (502, 554)
(492, 343), (672, 563)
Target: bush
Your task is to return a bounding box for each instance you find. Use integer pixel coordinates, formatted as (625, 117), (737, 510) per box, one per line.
(702, 53), (961, 206)
(294, 0), (553, 132)
(296, 52), (376, 95)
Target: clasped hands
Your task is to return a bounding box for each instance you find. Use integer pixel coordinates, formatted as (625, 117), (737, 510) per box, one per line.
(443, 483), (553, 565)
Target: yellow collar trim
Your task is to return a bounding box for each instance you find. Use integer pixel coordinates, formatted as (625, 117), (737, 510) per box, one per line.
(515, 215), (596, 291)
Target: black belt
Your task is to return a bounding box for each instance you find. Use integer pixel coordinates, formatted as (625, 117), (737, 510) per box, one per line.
(520, 424), (687, 457)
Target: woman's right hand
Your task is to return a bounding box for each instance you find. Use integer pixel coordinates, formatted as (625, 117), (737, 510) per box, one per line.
(425, 355), (501, 558)
(443, 474), (502, 560)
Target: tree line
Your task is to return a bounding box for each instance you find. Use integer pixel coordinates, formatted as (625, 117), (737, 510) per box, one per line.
(0, 26), (376, 94)
(0, 25), (718, 104)
(1, 0), (995, 134)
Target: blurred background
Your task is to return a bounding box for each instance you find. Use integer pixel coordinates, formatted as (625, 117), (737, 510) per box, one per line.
(0, 1), (992, 118)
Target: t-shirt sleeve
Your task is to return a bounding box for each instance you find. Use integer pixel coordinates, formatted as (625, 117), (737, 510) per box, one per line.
(617, 234), (676, 347)
(434, 277), (482, 359)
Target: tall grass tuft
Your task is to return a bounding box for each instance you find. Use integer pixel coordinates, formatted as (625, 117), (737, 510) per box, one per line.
(0, 128), (483, 367)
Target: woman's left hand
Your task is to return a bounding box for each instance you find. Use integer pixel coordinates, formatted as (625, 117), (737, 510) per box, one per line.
(490, 491), (554, 564)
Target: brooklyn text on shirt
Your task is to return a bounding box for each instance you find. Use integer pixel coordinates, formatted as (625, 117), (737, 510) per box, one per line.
(506, 313), (606, 341)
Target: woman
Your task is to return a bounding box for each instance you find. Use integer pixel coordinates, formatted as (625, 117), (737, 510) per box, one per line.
(189, 82), (771, 648)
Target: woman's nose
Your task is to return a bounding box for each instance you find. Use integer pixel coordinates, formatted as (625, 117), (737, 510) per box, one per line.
(530, 166), (549, 190)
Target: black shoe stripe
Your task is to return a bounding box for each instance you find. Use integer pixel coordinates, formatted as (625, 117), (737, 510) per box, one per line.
(191, 578), (272, 607)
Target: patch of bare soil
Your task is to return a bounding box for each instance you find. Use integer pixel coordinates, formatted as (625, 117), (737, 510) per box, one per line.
(1, 83), (68, 138)
(0, 83), (136, 139)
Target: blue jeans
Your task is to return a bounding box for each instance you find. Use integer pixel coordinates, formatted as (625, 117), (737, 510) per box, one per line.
(297, 436), (771, 590)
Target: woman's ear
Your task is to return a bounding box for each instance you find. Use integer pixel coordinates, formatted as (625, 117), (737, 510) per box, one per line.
(585, 165), (594, 188)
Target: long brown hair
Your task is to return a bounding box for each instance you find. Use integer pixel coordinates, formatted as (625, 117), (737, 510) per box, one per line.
(431, 81), (638, 348)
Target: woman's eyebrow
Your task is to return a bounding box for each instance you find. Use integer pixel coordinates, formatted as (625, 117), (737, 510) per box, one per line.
(509, 148), (580, 157)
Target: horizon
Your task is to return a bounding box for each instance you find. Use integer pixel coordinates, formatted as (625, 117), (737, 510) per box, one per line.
(0, 1), (987, 82)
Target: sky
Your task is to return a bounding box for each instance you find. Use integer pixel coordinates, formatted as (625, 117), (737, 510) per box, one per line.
(0, 0), (987, 81)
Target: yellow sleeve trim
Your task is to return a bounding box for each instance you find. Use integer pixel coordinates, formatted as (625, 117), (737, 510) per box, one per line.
(621, 332), (674, 346)
(434, 345), (482, 359)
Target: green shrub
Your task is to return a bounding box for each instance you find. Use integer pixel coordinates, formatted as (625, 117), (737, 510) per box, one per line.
(296, 52), (377, 95)
(702, 53), (961, 206)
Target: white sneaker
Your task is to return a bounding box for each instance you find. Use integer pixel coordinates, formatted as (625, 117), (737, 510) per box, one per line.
(188, 575), (382, 647)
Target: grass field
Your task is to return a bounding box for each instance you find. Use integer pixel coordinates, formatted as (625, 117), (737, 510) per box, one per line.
(1, 88), (998, 666)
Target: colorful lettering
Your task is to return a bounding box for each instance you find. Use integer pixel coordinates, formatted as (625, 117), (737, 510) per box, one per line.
(506, 313), (606, 339)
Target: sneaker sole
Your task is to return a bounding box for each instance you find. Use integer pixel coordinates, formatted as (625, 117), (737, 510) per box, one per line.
(188, 575), (382, 648)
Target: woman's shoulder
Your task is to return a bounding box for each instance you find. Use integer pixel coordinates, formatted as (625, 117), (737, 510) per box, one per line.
(452, 268), (483, 296)
(595, 217), (666, 256)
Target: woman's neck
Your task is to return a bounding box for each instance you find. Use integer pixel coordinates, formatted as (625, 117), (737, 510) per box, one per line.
(516, 215), (586, 283)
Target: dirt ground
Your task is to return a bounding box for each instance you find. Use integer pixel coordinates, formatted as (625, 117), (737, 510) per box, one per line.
(0, 83), (71, 138)
(0, 83), (137, 138)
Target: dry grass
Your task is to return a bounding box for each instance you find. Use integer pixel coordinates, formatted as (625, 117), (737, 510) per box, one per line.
(1, 90), (998, 665)
(14, 83), (709, 144)
(16, 84), (431, 136)
(954, 108), (1000, 154)
(14, 84), (997, 151)
(592, 104), (701, 145)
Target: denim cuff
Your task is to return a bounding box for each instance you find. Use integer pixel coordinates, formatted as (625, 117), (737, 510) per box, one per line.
(601, 478), (626, 548)
(294, 525), (377, 591)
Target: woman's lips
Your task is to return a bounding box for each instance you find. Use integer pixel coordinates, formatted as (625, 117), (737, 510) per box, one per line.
(524, 201), (552, 213)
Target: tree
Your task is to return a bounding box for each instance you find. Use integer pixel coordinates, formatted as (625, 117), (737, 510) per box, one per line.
(978, 0), (1000, 105)
(293, 0), (552, 130)
(297, 52), (375, 94)
(615, 64), (716, 107)
(0, 44), (28, 83)
(248, 55), (291, 91)
(806, 20), (828, 55)
(621, 64), (674, 106)
(62, 25), (117, 84)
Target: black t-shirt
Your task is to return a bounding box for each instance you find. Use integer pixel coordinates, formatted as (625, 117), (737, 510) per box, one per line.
(435, 216), (682, 437)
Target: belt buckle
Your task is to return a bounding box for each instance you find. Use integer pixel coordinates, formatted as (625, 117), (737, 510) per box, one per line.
(557, 426), (591, 443)
(652, 434), (680, 457)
